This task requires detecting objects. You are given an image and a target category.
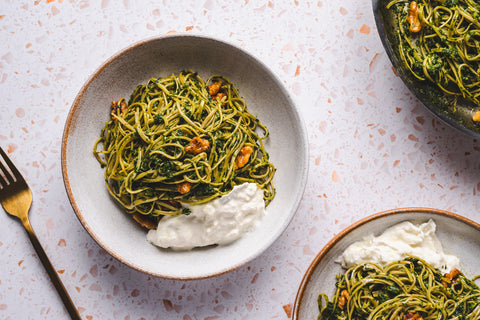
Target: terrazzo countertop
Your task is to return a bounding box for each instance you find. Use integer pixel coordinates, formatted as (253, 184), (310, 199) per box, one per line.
(1, 1), (480, 319)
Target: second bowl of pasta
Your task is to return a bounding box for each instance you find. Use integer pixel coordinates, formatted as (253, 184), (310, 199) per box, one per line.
(293, 207), (480, 320)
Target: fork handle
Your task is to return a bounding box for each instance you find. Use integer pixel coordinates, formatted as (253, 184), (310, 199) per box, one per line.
(23, 221), (82, 320)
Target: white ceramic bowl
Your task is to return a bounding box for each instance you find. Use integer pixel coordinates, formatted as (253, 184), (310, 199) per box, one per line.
(293, 207), (480, 319)
(61, 34), (308, 279)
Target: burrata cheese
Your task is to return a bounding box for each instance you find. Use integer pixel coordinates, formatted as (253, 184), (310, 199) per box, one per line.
(337, 219), (460, 273)
(147, 182), (265, 250)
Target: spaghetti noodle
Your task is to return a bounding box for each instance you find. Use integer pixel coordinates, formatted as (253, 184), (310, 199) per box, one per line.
(318, 257), (480, 320)
(386, 0), (480, 106)
(94, 70), (275, 225)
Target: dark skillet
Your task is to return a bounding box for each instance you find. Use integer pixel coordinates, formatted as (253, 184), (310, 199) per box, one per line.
(372, 0), (480, 139)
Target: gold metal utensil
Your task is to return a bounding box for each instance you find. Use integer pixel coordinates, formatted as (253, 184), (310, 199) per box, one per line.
(0, 147), (81, 320)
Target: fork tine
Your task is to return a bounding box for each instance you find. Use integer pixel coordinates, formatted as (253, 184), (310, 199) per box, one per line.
(0, 147), (24, 184)
(0, 150), (14, 187)
(0, 166), (8, 189)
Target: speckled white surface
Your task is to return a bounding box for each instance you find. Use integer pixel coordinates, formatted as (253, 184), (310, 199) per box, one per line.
(1, 1), (480, 319)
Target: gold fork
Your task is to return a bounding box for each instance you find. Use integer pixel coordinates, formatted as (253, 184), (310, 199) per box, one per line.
(0, 147), (81, 320)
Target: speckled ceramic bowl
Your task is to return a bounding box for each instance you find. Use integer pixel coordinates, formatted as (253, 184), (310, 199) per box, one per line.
(61, 34), (308, 279)
(293, 207), (480, 319)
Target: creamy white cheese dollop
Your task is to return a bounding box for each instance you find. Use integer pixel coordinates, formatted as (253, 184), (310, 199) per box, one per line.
(147, 183), (266, 251)
(337, 219), (460, 273)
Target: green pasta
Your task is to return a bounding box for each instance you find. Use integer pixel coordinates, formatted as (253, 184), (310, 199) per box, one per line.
(318, 257), (480, 320)
(94, 70), (275, 224)
(386, 0), (480, 106)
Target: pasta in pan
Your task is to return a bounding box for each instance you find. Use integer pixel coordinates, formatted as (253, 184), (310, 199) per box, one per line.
(386, 0), (480, 107)
(318, 257), (480, 320)
(94, 70), (275, 226)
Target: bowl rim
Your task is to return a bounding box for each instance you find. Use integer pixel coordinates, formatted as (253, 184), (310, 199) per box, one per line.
(61, 34), (309, 279)
(292, 206), (480, 319)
